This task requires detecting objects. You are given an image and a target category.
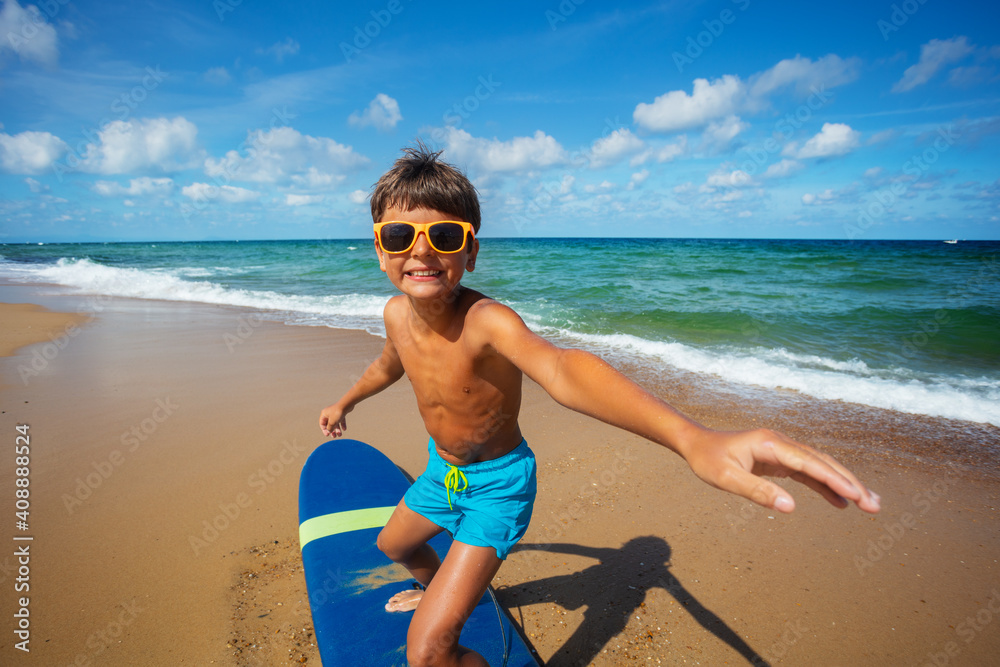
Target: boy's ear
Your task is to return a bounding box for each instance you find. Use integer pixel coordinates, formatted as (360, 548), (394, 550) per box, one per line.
(375, 238), (387, 272)
(465, 236), (479, 272)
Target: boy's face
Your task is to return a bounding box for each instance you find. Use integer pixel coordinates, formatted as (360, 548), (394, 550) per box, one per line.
(375, 206), (479, 301)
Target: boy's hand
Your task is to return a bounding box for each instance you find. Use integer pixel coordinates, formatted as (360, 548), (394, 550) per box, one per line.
(319, 404), (350, 439)
(681, 428), (881, 514)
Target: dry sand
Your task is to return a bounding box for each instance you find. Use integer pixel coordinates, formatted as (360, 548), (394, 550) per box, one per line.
(0, 285), (998, 666)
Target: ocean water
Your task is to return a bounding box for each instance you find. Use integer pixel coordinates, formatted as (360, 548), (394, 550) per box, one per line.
(1, 238), (998, 426)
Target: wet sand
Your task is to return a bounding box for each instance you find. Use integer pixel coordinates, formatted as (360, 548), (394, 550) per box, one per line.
(0, 285), (998, 666)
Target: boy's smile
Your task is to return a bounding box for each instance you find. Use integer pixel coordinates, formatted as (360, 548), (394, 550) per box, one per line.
(375, 206), (478, 301)
(405, 267), (444, 281)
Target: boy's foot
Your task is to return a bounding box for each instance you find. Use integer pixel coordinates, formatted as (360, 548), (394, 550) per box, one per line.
(385, 589), (423, 612)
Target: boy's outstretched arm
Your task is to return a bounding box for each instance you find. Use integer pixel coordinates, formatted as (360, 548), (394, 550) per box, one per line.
(319, 335), (405, 438)
(477, 302), (881, 515)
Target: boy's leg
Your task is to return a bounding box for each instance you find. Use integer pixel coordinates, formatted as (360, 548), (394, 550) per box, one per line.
(378, 498), (446, 611)
(406, 541), (503, 667)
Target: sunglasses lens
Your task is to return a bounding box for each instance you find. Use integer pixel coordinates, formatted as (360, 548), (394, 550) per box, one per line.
(428, 223), (467, 252)
(380, 223), (415, 252)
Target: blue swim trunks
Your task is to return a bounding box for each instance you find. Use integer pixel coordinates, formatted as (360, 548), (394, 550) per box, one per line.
(403, 438), (537, 560)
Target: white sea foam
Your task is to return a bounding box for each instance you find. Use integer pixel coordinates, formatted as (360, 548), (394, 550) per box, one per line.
(6, 258), (388, 335)
(5, 257), (998, 426)
(552, 330), (1000, 426)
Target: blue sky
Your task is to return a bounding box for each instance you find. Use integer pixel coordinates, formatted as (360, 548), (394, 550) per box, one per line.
(0, 0), (998, 242)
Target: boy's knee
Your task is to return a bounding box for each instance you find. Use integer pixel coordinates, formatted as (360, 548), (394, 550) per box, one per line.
(376, 528), (408, 563)
(406, 642), (434, 667)
(375, 528), (396, 560)
(406, 626), (459, 667)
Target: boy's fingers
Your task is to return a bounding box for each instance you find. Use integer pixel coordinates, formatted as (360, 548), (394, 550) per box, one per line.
(323, 418), (346, 439)
(319, 410), (348, 438)
(724, 467), (796, 513)
(787, 471), (849, 509)
(729, 468), (843, 514)
(754, 437), (847, 490)
(753, 436), (880, 513)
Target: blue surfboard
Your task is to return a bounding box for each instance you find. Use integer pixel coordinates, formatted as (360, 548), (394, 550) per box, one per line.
(299, 439), (540, 666)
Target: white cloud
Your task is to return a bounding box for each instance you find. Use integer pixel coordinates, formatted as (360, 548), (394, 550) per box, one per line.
(632, 136), (687, 166)
(24, 177), (48, 193)
(583, 180), (615, 193)
(0, 131), (67, 173)
(627, 170), (649, 191)
(789, 122), (860, 159)
(348, 94), (403, 132)
(633, 75), (743, 132)
(291, 167), (348, 189)
(704, 167), (753, 190)
(634, 55), (859, 135)
(78, 117), (203, 174)
(701, 115), (749, 152)
(892, 37), (975, 93)
(182, 183), (260, 203)
(285, 194), (324, 206)
(204, 126), (369, 184)
(801, 189), (837, 205)
(763, 159), (804, 179)
(749, 54), (860, 101)
(587, 128), (645, 168)
(93, 177), (174, 197)
(349, 189), (369, 204)
(257, 37), (300, 63)
(441, 127), (568, 173)
(0, 0), (59, 66)
(714, 189), (744, 203)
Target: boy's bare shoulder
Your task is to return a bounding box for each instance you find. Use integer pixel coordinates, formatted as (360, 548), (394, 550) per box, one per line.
(383, 294), (409, 319)
(465, 292), (520, 321)
(464, 292), (532, 343)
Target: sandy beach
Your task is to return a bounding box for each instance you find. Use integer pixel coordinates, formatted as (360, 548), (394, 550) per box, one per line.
(1, 284), (998, 666)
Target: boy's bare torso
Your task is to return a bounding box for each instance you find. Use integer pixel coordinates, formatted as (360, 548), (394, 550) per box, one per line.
(385, 287), (524, 466)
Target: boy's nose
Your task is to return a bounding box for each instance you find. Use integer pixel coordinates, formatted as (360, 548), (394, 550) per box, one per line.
(410, 231), (434, 255)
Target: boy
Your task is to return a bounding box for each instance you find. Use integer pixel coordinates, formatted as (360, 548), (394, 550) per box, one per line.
(319, 145), (880, 667)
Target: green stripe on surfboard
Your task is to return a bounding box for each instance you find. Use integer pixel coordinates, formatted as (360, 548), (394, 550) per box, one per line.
(299, 506), (396, 550)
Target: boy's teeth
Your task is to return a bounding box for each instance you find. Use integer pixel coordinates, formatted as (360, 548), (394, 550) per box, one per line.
(410, 270), (440, 276)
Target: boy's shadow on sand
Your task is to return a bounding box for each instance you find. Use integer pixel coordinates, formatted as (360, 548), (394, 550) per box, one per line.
(502, 537), (769, 667)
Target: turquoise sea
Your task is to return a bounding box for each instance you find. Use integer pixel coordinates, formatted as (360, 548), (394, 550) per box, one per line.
(2, 238), (998, 426)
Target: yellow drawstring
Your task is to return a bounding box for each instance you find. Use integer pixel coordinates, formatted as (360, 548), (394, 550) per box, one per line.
(444, 465), (468, 510)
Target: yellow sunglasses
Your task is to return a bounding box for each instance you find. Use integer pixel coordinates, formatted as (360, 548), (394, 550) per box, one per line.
(374, 221), (475, 254)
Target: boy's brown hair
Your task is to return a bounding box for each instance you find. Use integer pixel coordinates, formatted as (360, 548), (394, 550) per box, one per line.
(370, 142), (481, 232)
